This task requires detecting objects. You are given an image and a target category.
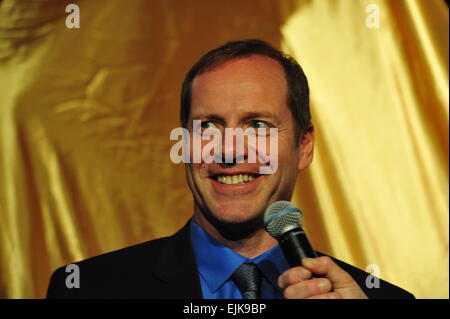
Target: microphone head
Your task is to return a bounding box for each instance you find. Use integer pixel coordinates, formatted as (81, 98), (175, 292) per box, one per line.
(264, 201), (304, 239)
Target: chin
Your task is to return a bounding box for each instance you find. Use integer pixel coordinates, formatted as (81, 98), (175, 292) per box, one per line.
(211, 200), (262, 223)
(201, 201), (265, 240)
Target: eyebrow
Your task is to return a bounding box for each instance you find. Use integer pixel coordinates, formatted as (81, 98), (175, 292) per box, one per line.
(191, 111), (279, 122)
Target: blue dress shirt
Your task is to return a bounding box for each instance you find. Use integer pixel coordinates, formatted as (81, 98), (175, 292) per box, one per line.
(189, 219), (290, 299)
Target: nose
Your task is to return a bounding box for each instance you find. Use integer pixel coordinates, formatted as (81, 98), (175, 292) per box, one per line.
(221, 127), (248, 165)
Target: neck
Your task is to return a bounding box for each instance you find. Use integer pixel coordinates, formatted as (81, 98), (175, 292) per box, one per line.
(193, 210), (278, 259)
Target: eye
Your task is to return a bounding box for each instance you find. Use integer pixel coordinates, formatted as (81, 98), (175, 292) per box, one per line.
(201, 121), (218, 129)
(250, 120), (270, 129)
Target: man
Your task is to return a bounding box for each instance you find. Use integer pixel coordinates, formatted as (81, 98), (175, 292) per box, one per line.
(47, 39), (414, 299)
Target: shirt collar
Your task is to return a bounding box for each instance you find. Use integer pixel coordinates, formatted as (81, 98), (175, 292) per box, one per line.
(189, 219), (289, 294)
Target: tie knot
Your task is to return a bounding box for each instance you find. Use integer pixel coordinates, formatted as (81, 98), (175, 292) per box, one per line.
(231, 263), (261, 299)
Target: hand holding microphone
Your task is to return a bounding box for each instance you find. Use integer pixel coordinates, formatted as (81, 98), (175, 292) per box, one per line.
(264, 201), (368, 299)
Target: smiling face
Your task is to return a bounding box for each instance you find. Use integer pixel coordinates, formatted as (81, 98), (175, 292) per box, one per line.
(185, 54), (314, 240)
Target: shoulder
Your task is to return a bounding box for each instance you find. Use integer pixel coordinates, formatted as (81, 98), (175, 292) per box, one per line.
(317, 252), (415, 299)
(72, 234), (173, 269)
(47, 225), (190, 298)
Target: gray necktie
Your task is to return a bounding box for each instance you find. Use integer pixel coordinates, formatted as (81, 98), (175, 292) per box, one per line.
(231, 262), (261, 299)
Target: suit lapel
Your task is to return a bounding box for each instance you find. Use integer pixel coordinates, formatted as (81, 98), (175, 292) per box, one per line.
(152, 221), (203, 298)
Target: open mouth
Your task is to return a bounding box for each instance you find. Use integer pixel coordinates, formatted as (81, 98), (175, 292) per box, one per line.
(211, 173), (261, 185)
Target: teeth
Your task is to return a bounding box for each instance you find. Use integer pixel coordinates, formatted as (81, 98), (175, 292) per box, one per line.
(215, 174), (257, 185)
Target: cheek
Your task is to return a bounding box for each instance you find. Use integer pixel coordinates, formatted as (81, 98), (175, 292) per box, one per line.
(189, 163), (210, 183)
(185, 164), (209, 203)
(270, 133), (299, 172)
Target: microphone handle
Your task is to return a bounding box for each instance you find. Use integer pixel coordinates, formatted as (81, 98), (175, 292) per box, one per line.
(278, 228), (318, 267)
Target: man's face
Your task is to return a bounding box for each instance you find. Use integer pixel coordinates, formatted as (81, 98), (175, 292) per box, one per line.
(185, 55), (313, 235)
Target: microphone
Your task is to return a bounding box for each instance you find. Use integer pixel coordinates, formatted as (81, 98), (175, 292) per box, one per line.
(264, 201), (317, 267)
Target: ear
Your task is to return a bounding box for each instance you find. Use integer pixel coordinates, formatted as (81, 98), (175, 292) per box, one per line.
(297, 125), (315, 170)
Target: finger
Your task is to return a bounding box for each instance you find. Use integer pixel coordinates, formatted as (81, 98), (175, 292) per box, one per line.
(306, 291), (343, 299)
(302, 257), (354, 287)
(283, 277), (332, 299)
(278, 266), (312, 289)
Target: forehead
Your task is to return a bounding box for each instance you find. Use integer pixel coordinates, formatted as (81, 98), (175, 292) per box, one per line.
(190, 55), (288, 117)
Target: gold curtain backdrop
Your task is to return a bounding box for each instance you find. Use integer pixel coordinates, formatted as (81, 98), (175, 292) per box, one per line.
(0, 0), (447, 299)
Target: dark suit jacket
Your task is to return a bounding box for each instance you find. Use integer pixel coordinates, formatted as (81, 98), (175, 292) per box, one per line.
(47, 221), (414, 299)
